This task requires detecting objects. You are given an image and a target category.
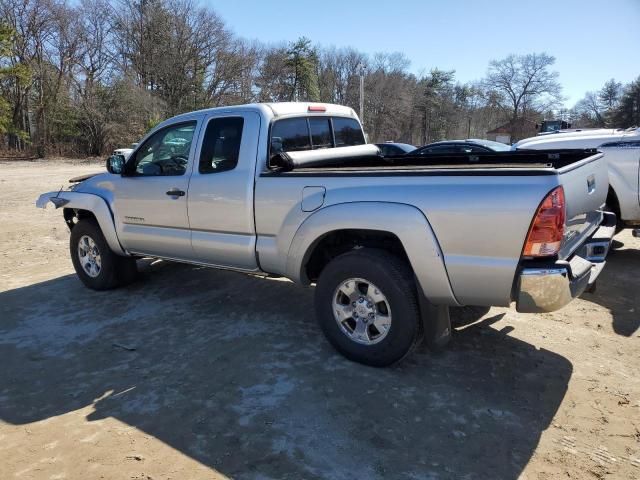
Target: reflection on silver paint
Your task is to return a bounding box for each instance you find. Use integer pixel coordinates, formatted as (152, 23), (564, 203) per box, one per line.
(516, 268), (573, 313)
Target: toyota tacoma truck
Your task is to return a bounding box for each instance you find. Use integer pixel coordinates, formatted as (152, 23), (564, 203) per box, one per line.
(37, 102), (615, 366)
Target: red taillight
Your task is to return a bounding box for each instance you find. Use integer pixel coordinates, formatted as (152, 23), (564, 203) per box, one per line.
(523, 186), (566, 258)
(308, 105), (326, 112)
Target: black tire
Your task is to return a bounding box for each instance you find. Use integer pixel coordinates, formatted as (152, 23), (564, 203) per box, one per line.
(70, 218), (137, 290)
(604, 196), (623, 235)
(604, 201), (623, 250)
(314, 248), (422, 367)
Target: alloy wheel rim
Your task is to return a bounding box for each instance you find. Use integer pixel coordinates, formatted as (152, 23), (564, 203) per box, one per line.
(77, 235), (102, 278)
(332, 278), (392, 345)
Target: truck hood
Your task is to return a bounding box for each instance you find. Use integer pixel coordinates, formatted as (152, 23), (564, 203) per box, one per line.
(69, 172), (104, 183)
(71, 172), (114, 194)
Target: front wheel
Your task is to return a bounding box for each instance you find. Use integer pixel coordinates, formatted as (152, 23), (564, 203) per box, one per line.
(70, 218), (137, 290)
(314, 249), (422, 367)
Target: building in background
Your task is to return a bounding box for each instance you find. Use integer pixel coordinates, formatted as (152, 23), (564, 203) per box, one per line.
(486, 118), (538, 144)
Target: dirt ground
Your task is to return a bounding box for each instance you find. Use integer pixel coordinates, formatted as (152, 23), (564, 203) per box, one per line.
(0, 159), (639, 480)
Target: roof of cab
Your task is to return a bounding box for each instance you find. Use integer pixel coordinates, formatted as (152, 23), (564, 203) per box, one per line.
(264, 102), (357, 118)
(162, 102), (358, 125)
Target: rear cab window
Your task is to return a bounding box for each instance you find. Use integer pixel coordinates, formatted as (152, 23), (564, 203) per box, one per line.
(333, 117), (365, 147)
(309, 117), (332, 148)
(270, 116), (364, 156)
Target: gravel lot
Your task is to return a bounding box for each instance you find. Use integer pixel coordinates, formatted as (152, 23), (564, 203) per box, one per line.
(1, 159), (639, 480)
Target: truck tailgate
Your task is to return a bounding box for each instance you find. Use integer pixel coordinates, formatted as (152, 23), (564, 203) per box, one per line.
(556, 152), (608, 260)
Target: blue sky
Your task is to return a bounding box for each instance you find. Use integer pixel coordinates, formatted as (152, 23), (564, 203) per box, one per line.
(211, 0), (640, 107)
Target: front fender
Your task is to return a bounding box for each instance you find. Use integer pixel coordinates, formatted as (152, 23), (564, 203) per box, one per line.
(36, 191), (126, 256)
(286, 202), (460, 306)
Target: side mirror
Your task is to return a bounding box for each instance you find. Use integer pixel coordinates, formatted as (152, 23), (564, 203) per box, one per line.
(106, 154), (125, 174)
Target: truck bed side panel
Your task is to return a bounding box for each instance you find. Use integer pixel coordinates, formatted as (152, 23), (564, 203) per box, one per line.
(254, 172), (559, 307)
(285, 202), (458, 305)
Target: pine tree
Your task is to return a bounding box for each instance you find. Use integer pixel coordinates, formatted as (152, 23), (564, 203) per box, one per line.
(612, 77), (640, 128)
(286, 37), (320, 102)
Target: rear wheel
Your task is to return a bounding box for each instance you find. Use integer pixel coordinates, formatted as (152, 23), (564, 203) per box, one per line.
(314, 249), (421, 367)
(70, 218), (137, 290)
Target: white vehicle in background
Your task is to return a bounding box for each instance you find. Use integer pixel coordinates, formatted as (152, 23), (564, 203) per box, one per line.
(112, 143), (139, 160)
(515, 128), (640, 236)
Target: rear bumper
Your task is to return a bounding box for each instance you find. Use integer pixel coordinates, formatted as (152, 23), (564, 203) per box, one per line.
(515, 211), (616, 313)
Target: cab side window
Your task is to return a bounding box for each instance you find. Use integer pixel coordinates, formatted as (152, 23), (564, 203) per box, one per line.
(333, 117), (365, 147)
(199, 117), (244, 174)
(129, 122), (196, 176)
(270, 118), (311, 154)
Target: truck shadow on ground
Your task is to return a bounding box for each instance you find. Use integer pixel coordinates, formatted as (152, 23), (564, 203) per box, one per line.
(583, 238), (640, 337)
(0, 261), (572, 479)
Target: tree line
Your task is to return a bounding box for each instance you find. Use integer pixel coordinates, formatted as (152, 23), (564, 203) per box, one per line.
(0, 0), (638, 158)
(571, 78), (640, 128)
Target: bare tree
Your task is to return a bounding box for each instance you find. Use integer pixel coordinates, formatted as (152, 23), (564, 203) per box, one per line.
(255, 45), (290, 102)
(575, 91), (605, 127)
(71, 0), (117, 154)
(483, 53), (562, 140)
(0, 1), (587, 156)
(317, 46), (365, 107)
(201, 38), (260, 107)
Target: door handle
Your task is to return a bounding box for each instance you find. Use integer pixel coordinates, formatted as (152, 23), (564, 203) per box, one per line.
(166, 189), (185, 197)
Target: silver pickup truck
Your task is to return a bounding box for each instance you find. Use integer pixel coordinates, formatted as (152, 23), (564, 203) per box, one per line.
(37, 102), (615, 366)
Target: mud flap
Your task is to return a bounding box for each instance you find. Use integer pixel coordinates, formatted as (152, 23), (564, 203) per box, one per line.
(418, 291), (452, 350)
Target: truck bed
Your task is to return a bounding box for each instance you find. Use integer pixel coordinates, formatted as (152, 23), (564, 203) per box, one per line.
(257, 147), (608, 306)
(266, 148), (601, 174)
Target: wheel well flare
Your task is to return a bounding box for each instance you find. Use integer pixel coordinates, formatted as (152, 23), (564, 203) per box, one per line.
(305, 229), (409, 282)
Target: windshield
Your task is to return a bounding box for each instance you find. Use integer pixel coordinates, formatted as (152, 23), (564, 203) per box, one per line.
(482, 140), (512, 151)
(396, 143), (417, 153)
(467, 139), (512, 151)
